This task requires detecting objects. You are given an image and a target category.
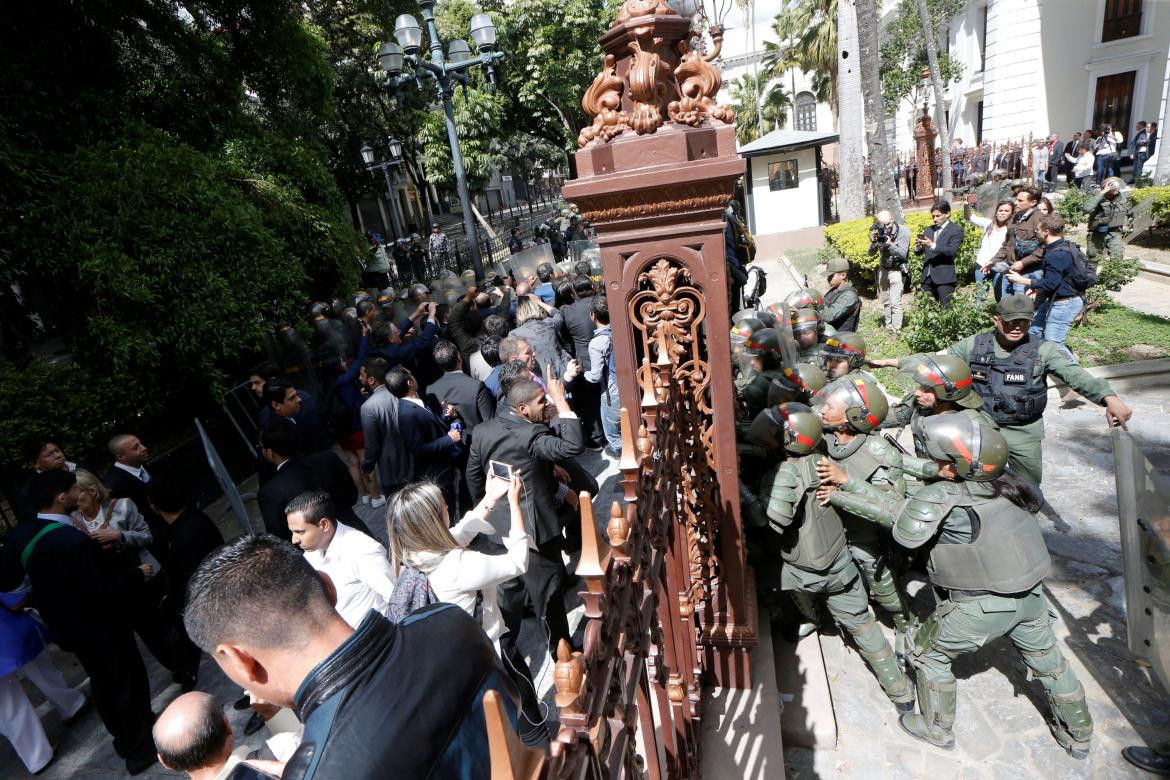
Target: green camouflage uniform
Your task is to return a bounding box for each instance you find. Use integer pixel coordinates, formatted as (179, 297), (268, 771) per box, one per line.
(829, 478), (1093, 754)
(822, 432), (915, 639)
(944, 335), (1116, 486)
(1082, 189), (1127, 261)
(743, 452), (913, 706)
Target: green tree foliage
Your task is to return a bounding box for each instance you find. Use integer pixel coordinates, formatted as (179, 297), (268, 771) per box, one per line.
(730, 74), (791, 145)
(771, 0), (837, 105)
(880, 0), (964, 116)
(901, 286), (995, 353)
(0, 0), (359, 467)
(482, 0), (618, 161)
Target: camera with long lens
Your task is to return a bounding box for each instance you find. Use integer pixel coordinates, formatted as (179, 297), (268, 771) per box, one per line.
(868, 220), (893, 253)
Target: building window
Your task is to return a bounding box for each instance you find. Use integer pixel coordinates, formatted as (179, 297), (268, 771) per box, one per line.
(976, 101), (984, 144)
(1102, 0), (1143, 43)
(795, 92), (817, 132)
(768, 159), (800, 191)
(1093, 71), (1136, 135)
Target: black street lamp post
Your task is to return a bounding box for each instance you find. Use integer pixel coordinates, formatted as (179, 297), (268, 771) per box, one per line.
(377, 1), (504, 281)
(361, 137), (406, 242)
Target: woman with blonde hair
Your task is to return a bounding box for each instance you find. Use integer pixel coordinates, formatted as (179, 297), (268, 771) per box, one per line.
(386, 473), (549, 744)
(71, 470), (200, 690)
(510, 294), (574, 381)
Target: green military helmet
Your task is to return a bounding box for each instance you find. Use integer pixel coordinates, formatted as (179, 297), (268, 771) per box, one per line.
(820, 331), (867, 370)
(903, 353), (983, 409)
(814, 374), (889, 433)
(744, 327), (782, 358)
(790, 306), (822, 335)
(730, 317), (765, 354)
(783, 287), (825, 312)
(747, 402), (824, 455)
(767, 362), (827, 406)
(733, 308), (777, 329)
(912, 413), (1008, 482)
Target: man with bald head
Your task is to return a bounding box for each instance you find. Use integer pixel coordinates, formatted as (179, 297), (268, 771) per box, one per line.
(868, 209), (909, 331)
(153, 692), (289, 779)
(104, 433), (169, 557)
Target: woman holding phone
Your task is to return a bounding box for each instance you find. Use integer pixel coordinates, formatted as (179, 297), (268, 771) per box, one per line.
(386, 473), (550, 744)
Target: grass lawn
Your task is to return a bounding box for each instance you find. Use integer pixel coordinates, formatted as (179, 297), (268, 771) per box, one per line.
(851, 296), (1170, 400)
(784, 247), (822, 281)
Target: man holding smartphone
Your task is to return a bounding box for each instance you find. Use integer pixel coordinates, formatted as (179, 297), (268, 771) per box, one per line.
(915, 200), (962, 307)
(466, 373), (585, 662)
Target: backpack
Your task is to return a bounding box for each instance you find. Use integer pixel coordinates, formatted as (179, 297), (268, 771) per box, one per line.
(1065, 242), (1098, 292)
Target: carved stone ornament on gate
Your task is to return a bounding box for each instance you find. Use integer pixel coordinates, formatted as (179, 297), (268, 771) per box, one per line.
(577, 0), (733, 147)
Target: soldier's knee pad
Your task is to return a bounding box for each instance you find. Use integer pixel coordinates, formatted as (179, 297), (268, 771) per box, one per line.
(1019, 644), (1070, 684)
(1048, 681), (1094, 744)
(844, 613), (887, 655)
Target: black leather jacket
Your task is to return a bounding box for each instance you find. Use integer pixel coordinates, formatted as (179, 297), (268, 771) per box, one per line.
(283, 606), (519, 780)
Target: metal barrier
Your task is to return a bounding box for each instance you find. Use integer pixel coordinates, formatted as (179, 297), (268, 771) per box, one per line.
(1111, 428), (1170, 693)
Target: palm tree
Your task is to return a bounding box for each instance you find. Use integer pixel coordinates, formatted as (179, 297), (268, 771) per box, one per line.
(773, 0), (837, 106)
(730, 74), (791, 145)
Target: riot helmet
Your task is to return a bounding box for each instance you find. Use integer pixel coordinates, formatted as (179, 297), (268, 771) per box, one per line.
(790, 307), (822, 348)
(903, 354), (983, 409)
(820, 332), (866, 376)
(912, 413), (1008, 482)
(784, 287), (825, 312)
(743, 327), (782, 358)
(351, 290), (372, 307)
(309, 302), (331, 322)
(747, 402), (823, 455)
(814, 374), (888, 433)
(767, 362), (827, 406)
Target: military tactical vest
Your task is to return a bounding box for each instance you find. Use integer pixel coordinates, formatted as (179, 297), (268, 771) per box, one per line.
(927, 492), (1051, 594)
(824, 285), (861, 332)
(778, 455), (847, 570)
(968, 332), (1047, 426)
(826, 435), (902, 546)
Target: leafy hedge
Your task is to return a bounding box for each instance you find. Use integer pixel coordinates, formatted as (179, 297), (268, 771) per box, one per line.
(1128, 185), (1170, 226)
(823, 212), (982, 288)
(901, 285), (995, 353)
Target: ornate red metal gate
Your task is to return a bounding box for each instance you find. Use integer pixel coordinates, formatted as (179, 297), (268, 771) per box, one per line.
(485, 1), (756, 776)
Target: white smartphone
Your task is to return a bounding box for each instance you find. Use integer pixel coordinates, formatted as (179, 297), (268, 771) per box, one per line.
(489, 460), (513, 480)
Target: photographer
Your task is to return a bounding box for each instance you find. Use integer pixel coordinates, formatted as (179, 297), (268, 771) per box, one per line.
(868, 210), (909, 330)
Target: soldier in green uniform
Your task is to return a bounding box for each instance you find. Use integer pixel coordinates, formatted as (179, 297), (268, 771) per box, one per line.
(870, 296), (1132, 486)
(790, 306), (835, 370)
(817, 414), (1094, 757)
(820, 332), (869, 382)
(821, 258), (862, 332)
(740, 328), (788, 420)
(1083, 176), (1128, 261)
(766, 362), (827, 407)
(741, 403), (915, 710)
(812, 375), (916, 657)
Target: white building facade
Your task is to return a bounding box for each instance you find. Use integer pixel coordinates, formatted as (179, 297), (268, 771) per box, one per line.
(892, 0), (1170, 153)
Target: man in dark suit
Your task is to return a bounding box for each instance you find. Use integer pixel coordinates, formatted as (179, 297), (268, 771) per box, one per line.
(467, 376), (584, 660)
(257, 422), (371, 541)
(0, 470), (157, 775)
(387, 365), (461, 511)
(258, 380), (333, 454)
(146, 476), (224, 690)
(426, 341), (495, 434)
(104, 433), (169, 559)
(359, 356), (410, 500)
(560, 277), (604, 448)
(915, 200), (962, 307)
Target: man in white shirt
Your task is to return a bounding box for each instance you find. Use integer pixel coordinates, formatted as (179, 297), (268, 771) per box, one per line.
(285, 491), (395, 628)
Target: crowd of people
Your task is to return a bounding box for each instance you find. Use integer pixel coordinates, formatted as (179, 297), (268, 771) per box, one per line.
(730, 280), (1134, 758)
(1, 246), (621, 776)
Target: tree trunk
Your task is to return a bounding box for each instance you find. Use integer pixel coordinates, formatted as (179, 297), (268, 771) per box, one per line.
(836, 0), (866, 220)
(916, 0), (952, 193)
(855, 0), (903, 222)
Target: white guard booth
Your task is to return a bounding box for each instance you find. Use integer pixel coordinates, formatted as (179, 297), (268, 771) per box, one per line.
(738, 129), (839, 236)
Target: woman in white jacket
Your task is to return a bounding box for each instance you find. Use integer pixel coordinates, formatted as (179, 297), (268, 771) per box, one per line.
(1067, 144), (1095, 190)
(387, 473), (550, 744)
